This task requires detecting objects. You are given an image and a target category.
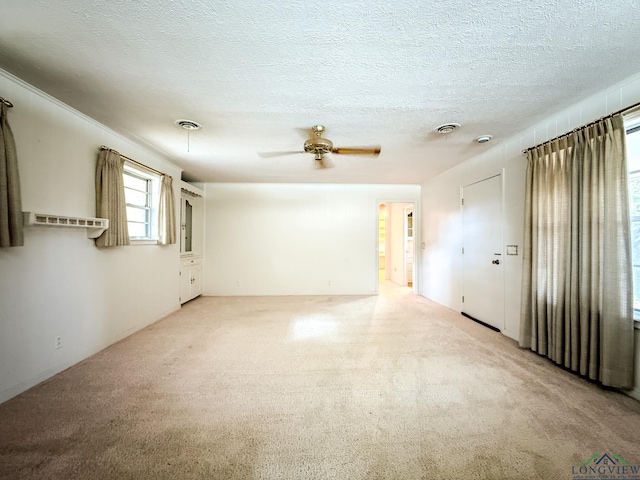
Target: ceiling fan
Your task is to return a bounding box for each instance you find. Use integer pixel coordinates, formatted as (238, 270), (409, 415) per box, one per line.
(259, 125), (381, 169)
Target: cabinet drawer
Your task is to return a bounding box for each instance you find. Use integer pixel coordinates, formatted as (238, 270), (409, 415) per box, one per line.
(181, 257), (202, 268)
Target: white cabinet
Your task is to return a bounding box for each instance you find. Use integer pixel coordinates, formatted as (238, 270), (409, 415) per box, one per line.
(179, 181), (204, 305)
(180, 257), (202, 304)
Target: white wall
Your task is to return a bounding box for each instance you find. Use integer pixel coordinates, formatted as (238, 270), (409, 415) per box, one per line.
(0, 70), (183, 404)
(419, 71), (640, 399)
(203, 183), (420, 295)
(420, 156), (526, 340)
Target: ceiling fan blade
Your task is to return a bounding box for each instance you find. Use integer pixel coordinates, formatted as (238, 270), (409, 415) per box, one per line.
(257, 150), (304, 158)
(331, 146), (381, 156)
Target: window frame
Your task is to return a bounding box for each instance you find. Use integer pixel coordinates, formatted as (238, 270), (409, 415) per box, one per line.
(624, 113), (640, 328)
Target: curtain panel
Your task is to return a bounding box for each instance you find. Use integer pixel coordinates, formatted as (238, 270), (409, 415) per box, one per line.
(520, 114), (634, 388)
(95, 149), (130, 247)
(158, 174), (176, 245)
(0, 102), (24, 247)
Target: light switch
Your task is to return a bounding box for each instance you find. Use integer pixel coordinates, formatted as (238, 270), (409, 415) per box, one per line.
(507, 245), (518, 256)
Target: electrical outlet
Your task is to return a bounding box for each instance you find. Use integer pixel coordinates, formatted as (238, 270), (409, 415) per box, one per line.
(55, 336), (62, 349)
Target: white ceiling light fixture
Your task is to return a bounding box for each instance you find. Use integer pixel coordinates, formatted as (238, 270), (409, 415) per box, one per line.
(475, 135), (493, 144)
(175, 119), (202, 152)
(435, 123), (461, 134)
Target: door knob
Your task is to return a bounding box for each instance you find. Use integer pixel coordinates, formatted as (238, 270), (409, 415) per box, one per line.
(492, 259), (500, 265)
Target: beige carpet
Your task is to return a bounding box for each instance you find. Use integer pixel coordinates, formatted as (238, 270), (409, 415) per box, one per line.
(1, 283), (639, 479)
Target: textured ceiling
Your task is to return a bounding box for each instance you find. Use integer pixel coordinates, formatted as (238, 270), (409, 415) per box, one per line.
(1, 0), (640, 183)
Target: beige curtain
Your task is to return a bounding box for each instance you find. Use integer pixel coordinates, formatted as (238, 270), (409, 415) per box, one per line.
(520, 114), (634, 388)
(95, 149), (130, 247)
(158, 174), (176, 245)
(0, 102), (24, 247)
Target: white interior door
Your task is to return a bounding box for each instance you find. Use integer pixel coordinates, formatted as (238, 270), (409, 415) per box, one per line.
(462, 175), (503, 330)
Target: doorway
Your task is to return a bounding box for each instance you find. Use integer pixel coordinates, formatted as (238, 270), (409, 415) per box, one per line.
(377, 202), (416, 290)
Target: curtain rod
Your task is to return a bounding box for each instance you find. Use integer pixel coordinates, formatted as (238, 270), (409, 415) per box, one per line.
(522, 99), (640, 154)
(0, 96), (13, 108)
(100, 145), (165, 177)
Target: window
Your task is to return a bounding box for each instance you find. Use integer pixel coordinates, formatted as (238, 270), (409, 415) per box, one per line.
(625, 115), (640, 321)
(123, 164), (160, 241)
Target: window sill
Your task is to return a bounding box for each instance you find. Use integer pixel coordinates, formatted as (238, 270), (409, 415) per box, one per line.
(130, 239), (158, 246)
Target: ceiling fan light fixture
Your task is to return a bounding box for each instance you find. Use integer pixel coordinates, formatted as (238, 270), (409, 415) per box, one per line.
(435, 123), (460, 134)
(475, 134), (493, 144)
(259, 125), (380, 170)
(176, 119), (202, 131)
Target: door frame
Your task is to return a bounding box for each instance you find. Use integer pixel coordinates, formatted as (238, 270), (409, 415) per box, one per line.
(375, 199), (419, 294)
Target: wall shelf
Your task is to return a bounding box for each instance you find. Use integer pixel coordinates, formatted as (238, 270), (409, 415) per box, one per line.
(22, 212), (109, 239)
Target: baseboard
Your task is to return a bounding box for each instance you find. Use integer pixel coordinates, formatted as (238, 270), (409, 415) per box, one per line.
(0, 303), (181, 405)
(200, 290), (379, 297)
(461, 312), (501, 332)
(0, 367), (64, 405)
(501, 328), (519, 342)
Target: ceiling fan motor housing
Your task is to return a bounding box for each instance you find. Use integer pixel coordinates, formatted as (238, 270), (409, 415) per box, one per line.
(304, 137), (333, 155)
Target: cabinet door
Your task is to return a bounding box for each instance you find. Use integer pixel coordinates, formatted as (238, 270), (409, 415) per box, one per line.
(180, 265), (192, 304)
(191, 263), (202, 297)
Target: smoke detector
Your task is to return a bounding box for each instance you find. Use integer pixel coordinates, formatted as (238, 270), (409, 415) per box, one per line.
(435, 123), (460, 134)
(176, 119), (202, 130)
(475, 135), (493, 144)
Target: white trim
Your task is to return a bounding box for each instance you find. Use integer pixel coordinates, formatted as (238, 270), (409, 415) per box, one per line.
(181, 186), (204, 197)
(129, 239), (159, 246)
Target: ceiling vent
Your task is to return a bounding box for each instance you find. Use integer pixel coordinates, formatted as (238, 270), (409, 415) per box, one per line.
(435, 123), (460, 134)
(176, 120), (202, 130)
(475, 135), (493, 144)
